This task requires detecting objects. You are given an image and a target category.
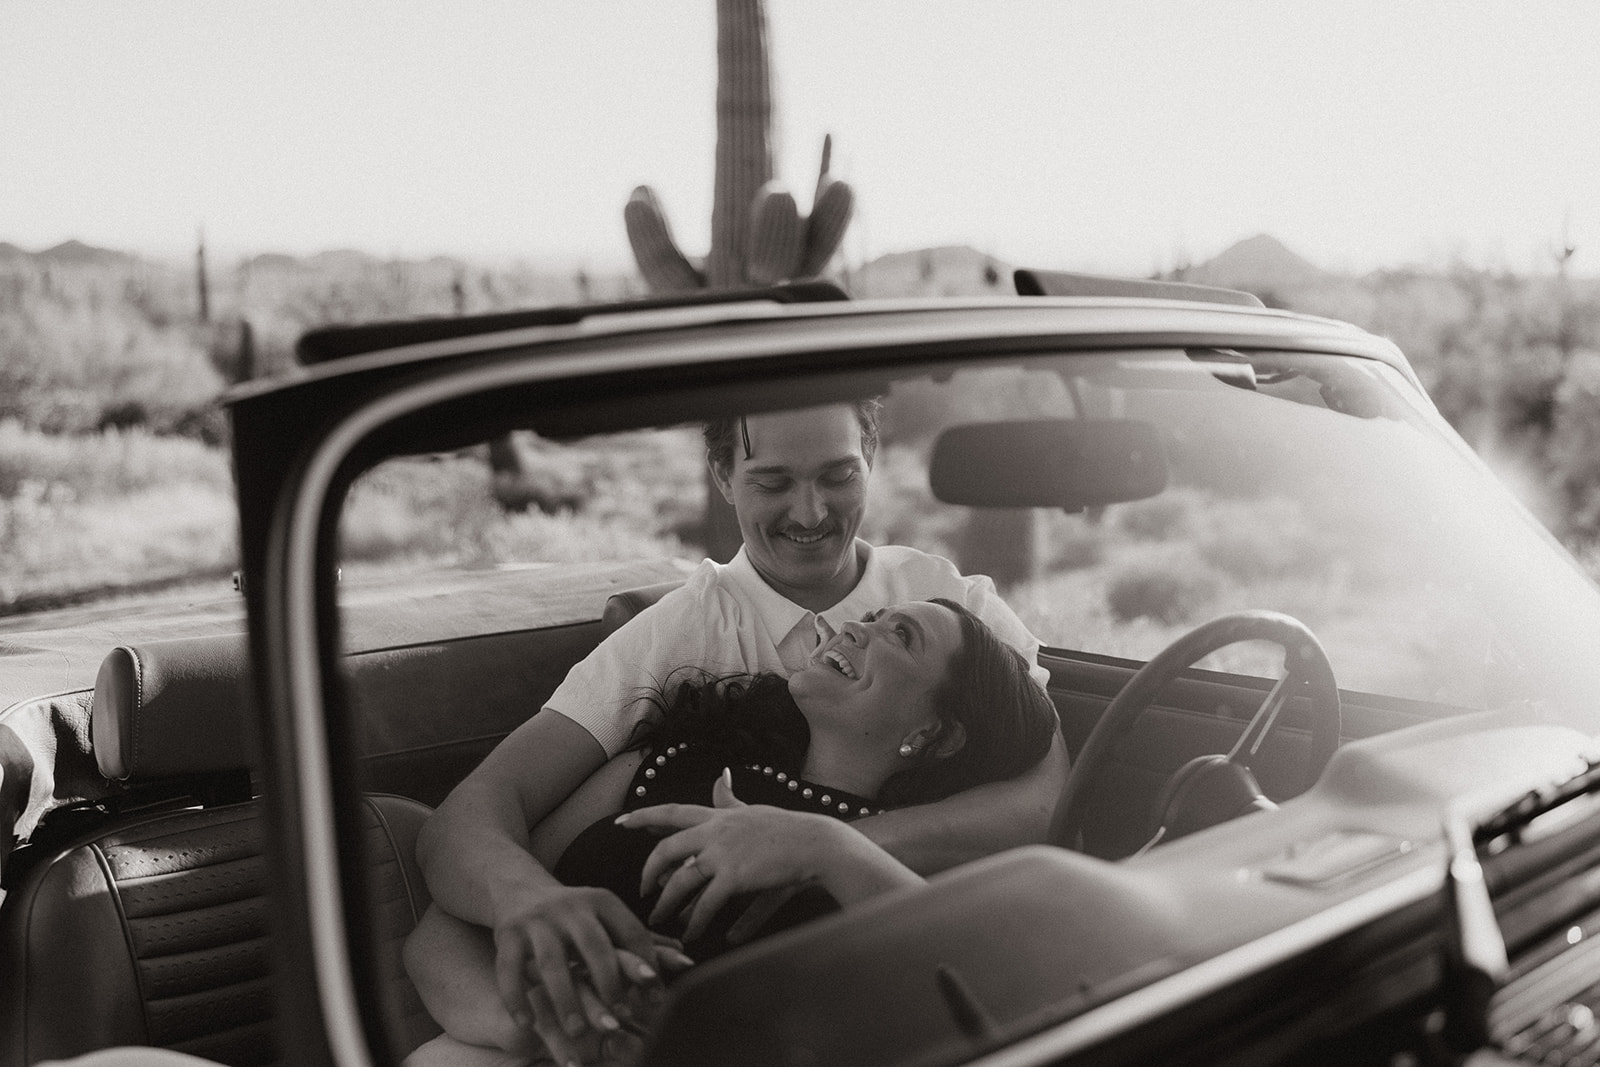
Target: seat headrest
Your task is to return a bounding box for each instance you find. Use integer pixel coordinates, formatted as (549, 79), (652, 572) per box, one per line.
(601, 579), (686, 637)
(91, 634), (254, 781)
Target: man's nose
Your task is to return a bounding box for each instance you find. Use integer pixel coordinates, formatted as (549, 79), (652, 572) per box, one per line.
(838, 619), (866, 644)
(789, 482), (827, 527)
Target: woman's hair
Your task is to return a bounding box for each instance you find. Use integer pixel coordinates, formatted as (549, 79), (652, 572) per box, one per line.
(627, 599), (1056, 808)
(626, 669), (810, 774)
(876, 598), (1057, 808)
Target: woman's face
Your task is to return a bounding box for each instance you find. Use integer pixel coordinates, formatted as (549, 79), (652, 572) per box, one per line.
(789, 601), (963, 748)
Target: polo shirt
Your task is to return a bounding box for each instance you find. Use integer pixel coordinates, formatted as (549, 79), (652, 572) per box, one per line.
(550, 541), (1049, 757)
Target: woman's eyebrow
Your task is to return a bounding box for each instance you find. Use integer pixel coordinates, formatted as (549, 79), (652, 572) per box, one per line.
(888, 610), (926, 649)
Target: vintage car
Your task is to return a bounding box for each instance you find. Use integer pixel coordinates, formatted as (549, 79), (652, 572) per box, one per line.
(6, 273), (1600, 1066)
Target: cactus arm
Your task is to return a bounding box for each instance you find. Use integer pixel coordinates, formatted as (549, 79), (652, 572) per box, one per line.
(624, 185), (706, 293)
(746, 182), (805, 286)
(798, 175), (854, 279)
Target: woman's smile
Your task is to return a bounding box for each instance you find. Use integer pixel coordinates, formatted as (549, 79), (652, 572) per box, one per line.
(820, 645), (858, 678)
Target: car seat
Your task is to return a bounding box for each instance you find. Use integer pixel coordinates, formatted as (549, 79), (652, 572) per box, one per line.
(0, 636), (440, 1067)
(600, 578), (684, 637)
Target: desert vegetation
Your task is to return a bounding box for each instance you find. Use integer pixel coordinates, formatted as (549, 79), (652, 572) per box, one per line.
(2, 236), (1599, 635)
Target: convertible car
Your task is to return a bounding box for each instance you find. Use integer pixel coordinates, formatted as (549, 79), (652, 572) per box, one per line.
(6, 273), (1600, 1066)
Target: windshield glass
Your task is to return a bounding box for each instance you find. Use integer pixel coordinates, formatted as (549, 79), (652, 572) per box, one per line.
(339, 345), (1600, 726)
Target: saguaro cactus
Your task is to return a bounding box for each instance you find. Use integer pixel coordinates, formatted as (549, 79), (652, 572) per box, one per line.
(625, 0), (857, 562)
(624, 0), (854, 293)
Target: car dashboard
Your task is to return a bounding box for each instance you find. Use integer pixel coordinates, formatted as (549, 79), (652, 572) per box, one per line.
(641, 709), (1600, 1067)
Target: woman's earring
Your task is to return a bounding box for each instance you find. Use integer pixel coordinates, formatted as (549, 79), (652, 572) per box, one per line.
(898, 741), (916, 758)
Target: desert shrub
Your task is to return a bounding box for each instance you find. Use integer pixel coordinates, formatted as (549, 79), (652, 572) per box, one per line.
(1194, 496), (1324, 581)
(1043, 515), (1107, 571)
(1549, 351), (1600, 541)
(860, 443), (965, 559)
(1112, 491), (1202, 542)
(0, 427), (237, 607)
(1104, 552), (1220, 625)
(339, 428), (706, 571)
(0, 421), (230, 500)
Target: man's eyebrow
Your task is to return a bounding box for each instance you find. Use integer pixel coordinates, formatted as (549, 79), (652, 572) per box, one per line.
(744, 456), (863, 476)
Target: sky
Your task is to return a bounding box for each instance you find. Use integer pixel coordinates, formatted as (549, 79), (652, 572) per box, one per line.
(3, 1), (1597, 277)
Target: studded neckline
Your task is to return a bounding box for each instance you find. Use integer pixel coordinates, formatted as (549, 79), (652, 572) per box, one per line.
(630, 741), (885, 819)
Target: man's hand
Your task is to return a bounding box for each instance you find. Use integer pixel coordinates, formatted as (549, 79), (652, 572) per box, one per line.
(491, 884), (678, 1064)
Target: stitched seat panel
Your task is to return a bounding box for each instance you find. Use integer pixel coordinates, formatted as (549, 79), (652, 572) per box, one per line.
(98, 807), (263, 880)
(139, 936), (272, 1000)
(147, 975), (277, 1049)
(2, 794), (436, 1066)
(114, 853), (268, 918)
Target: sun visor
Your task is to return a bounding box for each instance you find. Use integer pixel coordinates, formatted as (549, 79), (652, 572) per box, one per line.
(929, 418), (1168, 510)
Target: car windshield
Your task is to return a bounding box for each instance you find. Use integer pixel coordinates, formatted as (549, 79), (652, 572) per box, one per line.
(338, 344), (1600, 728)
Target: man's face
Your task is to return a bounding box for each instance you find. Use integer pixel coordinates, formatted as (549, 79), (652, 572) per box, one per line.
(712, 404), (870, 607)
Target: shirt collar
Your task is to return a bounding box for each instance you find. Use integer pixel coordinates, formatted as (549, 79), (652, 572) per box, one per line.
(723, 546), (813, 641)
(724, 541), (883, 640)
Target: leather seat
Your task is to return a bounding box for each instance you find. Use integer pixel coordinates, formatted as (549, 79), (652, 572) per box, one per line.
(600, 578), (684, 637)
(0, 638), (440, 1067)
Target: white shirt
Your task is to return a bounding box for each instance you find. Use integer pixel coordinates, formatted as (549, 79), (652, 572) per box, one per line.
(550, 541), (1049, 757)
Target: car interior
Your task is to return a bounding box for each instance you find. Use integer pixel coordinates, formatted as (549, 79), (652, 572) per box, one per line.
(1, 321), (1570, 1065)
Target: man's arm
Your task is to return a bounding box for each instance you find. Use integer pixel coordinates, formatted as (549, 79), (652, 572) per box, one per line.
(851, 730), (1069, 874)
(415, 710), (665, 1060)
(416, 709), (606, 927)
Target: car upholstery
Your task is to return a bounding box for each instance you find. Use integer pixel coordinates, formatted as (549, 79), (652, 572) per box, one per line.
(0, 577), (686, 1066)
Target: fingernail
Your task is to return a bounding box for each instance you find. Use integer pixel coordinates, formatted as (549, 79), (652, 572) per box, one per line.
(636, 963), (657, 980)
(613, 812), (631, 825)
(720, 766), (733, 787)
(599, 1012), (619, 1031)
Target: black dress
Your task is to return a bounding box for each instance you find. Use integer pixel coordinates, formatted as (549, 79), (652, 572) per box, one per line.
(551, 740), (882, 962)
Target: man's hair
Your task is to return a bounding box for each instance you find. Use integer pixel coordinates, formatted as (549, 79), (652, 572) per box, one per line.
(703, 399), (884, 477)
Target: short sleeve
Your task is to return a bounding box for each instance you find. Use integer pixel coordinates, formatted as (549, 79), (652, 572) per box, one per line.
(548, 568), (755, 757)
(953, 572), (1052, 692)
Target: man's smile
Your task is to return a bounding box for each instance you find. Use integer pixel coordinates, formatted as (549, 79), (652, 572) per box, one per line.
(776, 527), (833, 546)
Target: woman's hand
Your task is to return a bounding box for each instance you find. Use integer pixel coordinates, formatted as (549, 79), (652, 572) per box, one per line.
(618, 770), (921, 943)
(490, 884), (687, 1065)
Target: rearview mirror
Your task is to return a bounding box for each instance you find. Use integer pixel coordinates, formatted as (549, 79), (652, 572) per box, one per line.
(929, 418), (1167, 510)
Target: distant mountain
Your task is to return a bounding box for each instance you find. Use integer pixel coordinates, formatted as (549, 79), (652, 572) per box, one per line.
(243, 252), (303, 272)
(35, 239), (138, 267)
(306, 248), (384, 273)
(1179, 234), (1327, 293)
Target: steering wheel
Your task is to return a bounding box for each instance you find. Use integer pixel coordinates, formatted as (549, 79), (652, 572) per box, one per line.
(1049, 610), (1341, 858)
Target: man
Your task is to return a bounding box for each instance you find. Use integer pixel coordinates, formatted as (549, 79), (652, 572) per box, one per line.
(415, 400), (1068, 1057)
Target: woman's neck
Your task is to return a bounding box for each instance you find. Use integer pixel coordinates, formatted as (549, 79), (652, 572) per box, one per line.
(799, 730), (898, 800)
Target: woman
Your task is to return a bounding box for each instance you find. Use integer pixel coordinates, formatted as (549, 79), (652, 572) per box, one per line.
(404, 598), (1056, 1066)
